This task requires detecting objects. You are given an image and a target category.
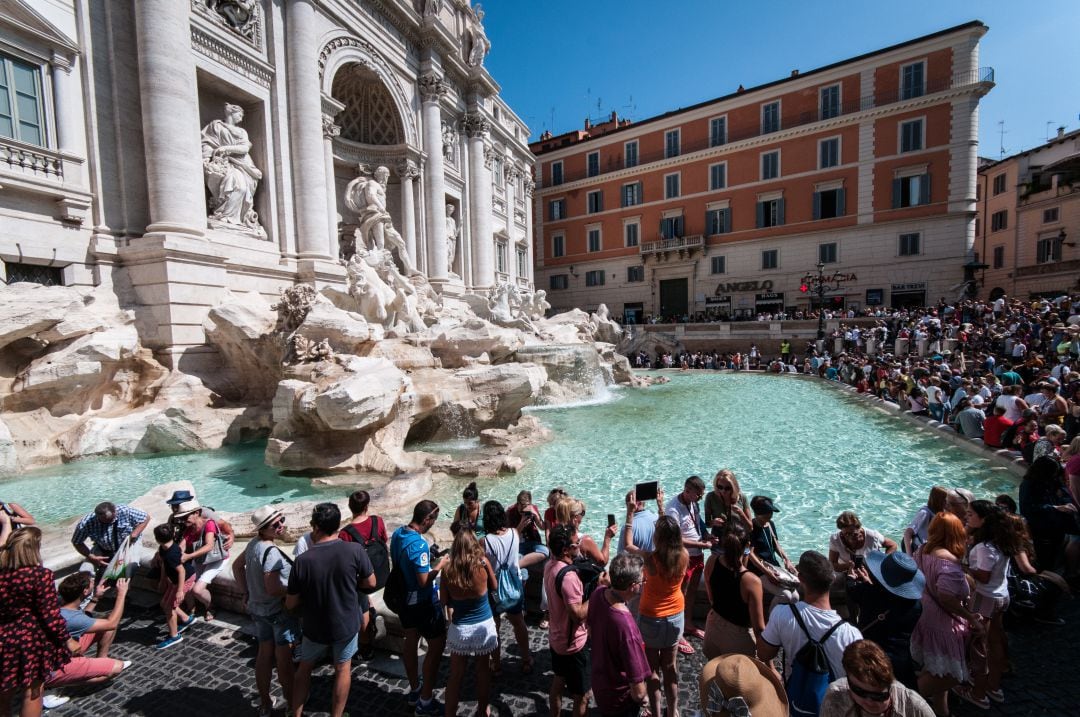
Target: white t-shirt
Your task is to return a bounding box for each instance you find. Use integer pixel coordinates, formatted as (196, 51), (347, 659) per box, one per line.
(829, 528), (887, 565)
(762, 602), (863, 680)
(665, 494), (703, 557)
(906, 506), (934, 550)
(969, 542), (1010, 599)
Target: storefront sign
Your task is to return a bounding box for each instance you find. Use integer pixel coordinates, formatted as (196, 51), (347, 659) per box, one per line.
(755, 292), (785, 305)
(715, 280), (773, 294)
(705, 295), (731, 306)
(891, 282), (926, 291)
(801, 272), (858, 284)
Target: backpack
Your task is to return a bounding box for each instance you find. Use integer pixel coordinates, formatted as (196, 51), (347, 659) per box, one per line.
(554, 557), (605, 603)
(382, 561), (408, 615)
(489, 534), (523, 614)
(785, 604), (844, 716)
(344, 517), (390, 595)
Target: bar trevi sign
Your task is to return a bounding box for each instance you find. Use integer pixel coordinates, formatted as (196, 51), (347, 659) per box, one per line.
(891, 282), (927, 291)
(715, 280), (773, 294)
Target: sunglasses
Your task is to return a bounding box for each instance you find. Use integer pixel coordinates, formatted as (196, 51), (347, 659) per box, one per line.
(849, 681), (890, 703)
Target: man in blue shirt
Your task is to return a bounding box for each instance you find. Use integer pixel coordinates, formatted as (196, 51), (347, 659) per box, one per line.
(71, 502), (150, 578)
(390, 499), (449, 715)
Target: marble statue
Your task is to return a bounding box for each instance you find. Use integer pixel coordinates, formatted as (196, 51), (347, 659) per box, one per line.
(423, 0), (441, 17)
(201, 103), (265, 237)
(343, 165), (418, 276)
(208, 0), (258, 33)
(291, 335), (335, 364)
(487, 282), (536, 333)
(346, 249), (426, 334)
(441, 121), (457, 164)
(445, 204), (459, 273)
(272, 284), (318, 333)
(526, 289), (551, 320)
(465, 4), (491, 67)
(591, 302), (624, 344)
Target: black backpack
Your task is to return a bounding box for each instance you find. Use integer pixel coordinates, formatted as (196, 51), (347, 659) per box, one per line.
(343, 517), (390, 594)
(785, 604), (844, 716)
(554, 557), (606, 602)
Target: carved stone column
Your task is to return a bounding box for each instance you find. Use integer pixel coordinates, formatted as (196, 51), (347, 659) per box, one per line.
(419, 72), (449, 282)
(396, 159), (421, 266)
(51, 53), (86, 182)
(287, 0), (331, 258)
(322, 115), (341, 257)
(463, 112), (494, 288)
(523, 174), (536, 287)
(133, 0), (205, 237)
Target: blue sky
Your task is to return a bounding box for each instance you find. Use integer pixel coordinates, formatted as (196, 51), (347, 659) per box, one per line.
(482, 0), (1080, 158)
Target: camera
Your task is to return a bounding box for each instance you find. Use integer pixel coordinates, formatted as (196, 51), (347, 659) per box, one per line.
(429, 544), (447, 562)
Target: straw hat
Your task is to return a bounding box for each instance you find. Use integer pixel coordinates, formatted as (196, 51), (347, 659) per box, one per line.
(173, 498), (203, 517)
(699, 654), (787, 717)
(251, 505), (285, 532)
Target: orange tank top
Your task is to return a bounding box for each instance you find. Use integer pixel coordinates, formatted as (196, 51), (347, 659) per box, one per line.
(638, 557), (685, 618)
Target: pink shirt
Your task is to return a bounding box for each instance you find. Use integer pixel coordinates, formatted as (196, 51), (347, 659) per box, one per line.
(544, 559), (587, 654)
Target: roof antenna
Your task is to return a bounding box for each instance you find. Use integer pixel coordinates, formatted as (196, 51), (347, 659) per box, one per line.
(997, 120), (1008, 159)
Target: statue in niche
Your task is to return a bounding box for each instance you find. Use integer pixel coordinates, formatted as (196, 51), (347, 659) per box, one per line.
(422, 0), (441, 17)
(343, 165), (418, 276)
(465, 4), (490, 67)
(346, 248), (427, 334)
(441, 121), (457, 165)
(445, 204), (459, 274)
(201, 103), (266, 237)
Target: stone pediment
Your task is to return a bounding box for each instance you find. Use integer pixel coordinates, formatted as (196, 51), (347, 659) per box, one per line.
(0, 0), (79, 54)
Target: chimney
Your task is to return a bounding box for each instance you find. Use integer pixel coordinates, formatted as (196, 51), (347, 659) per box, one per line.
(791, 69), (799, 77)
(584, 117), (591, 130)
(1058, 126), (1066, 138)
(610, 110), (617, 122)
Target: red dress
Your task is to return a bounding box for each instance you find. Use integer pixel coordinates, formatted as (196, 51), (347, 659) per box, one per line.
(0, 566), (72, 691)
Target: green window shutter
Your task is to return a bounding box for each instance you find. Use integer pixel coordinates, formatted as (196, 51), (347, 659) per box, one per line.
(837, 188), (846, 216)
(892, 179), (902, 209)
(812, 192), (821, 220)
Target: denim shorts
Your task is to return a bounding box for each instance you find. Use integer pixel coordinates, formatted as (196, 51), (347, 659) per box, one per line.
(299, 634), (358, 664)
(636, 612), (684, 649)
(252, 611), (300, 647)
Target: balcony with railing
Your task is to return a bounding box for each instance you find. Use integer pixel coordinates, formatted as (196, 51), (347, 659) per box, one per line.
(0, 137), (65, 182)
(541, 67), (994, 188)
(640, 234), (705, 258)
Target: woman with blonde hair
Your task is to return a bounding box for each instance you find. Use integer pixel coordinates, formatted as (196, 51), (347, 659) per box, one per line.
(0, 518), (73, 717)
(704, 469), (751, 543)
(440, 528), (498, 717)
(623, 491), (689, 717)
(556, 497), (616, 567)
(910, 512), (985, 716)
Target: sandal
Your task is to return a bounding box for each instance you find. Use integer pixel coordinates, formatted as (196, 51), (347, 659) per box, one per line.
(684, 627), (706, 640)
(951, 685), (989, 711)
(677, 638), (695, 655)
(987, 688), (1004, 703)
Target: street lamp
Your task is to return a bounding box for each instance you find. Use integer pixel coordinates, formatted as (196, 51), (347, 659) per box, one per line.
(802, 261), (854, 341)
(815, 262), (827, 340)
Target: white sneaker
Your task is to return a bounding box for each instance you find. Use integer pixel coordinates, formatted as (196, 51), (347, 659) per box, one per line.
(43, 694), (70, 710)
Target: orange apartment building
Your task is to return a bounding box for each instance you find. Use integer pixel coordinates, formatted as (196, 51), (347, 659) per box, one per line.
(976, 128), (1080, 301)
(530, 22), (994, 323)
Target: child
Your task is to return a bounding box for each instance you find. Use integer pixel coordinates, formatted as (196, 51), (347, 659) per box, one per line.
(153, 523), (195, 649)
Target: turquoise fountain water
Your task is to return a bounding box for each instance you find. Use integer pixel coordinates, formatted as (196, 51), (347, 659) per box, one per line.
(2, 374), (1017, 556)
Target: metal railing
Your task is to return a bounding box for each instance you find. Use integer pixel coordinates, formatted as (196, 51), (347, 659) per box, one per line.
(640, 234), (705, 254)
(542, 67), (994, 188)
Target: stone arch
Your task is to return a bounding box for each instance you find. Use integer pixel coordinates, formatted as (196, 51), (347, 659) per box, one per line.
(332, 65), (403, 145)
(318, 36), (417, 147)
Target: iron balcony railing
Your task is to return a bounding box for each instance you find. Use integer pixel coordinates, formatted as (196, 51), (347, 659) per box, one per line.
(542, 67), (994, 188)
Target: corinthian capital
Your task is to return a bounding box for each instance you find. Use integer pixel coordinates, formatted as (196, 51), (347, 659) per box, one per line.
(418, 72), (449, 102)
(462, 112), (491, 139)
(523, 176), (536, 197)
(321, 115), (342, 139)
(483, 145), (499, 171)
(395, 158), (421, 180)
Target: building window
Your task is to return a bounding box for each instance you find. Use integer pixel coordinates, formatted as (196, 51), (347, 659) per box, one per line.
(493, 156), (504, 188)
(587, 190), (603, 214)
(1043, 207), (1059, 223)
(706, 207), (731, 235)
(627, 265), (645, 282)
(585, 269), (605, 287)
(892, 174), (930, 208)
(756, 198), (785, 228)
(761, 249), (779, 270)
(819, 137), (840, 168)
(496, 241), (507, 273)
(621, 182), (642, 207)
(665, 129), (680, 158)
(550, 274), (569, 290)
(992, 173), (1007, 195)
(587, 228), (601, 252)
(991, 210), (1008, 232)
(551, 160), (563, 186)
(664, 173), (680, 199)
(552, 234), (565, 257)
(1037, 235), (1061, 263)
(0, 53), (45, 146)
(710, 116), (727, 147)
(898, 232), (921, 256)
(587, 151), (599, 177)
(900, 61), (925, 100)
(709, 163), (727, 190)
(3, 262), (63, 285)
(710, 255), (726, 274)
(624, 222), (639, 247)
(813, 188), (845, 219)
(549, 199), (565, 221)
(900, 119), (923, 153)
(660, 215), (683, 239)
(624, 140), (638, 168)
(761, 151), (780, 181)
(819, 242), (838, 264)
(992, 246), (1004, 269)
(820, 84), (841, 120)
(761, 101), (780, 134)
(516, 248), (528, 277)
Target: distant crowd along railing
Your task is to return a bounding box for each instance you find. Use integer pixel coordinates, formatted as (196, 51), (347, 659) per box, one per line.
(544, 67), (995, 187)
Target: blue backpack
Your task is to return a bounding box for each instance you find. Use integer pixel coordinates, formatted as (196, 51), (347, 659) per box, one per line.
(490, 535), (523, 613)
(785, 604), (844, 716)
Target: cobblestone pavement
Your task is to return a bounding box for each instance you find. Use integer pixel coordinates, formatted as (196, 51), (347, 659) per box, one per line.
(41, 593), (1078, 716)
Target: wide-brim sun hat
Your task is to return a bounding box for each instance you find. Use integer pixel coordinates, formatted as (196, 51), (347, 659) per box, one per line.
(699, 654), (787, 717)
(866, 550), (925, 600)
(173, 498), (203, 517)
(252, 505), (284, 531)
(166, 489), (195, 505)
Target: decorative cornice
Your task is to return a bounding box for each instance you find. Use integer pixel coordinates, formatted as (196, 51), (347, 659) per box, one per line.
(418, 72), (449, 102)
(522, 176), (535, 197)
(190, 24), (273, 88)
(461, 112), (490, 139)
(321, 115), (342, 140)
